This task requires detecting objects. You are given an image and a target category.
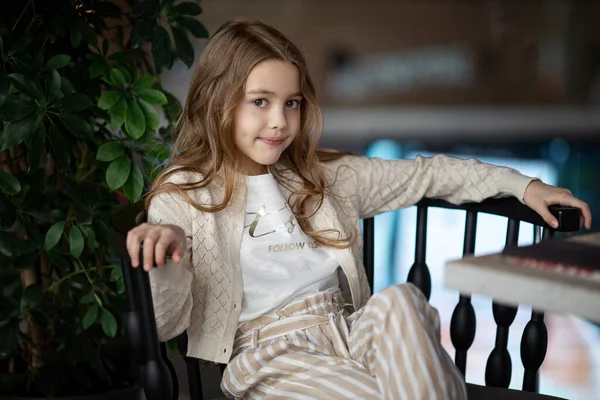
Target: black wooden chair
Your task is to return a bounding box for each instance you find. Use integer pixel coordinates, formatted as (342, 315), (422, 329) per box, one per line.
(109, 197), (581, 400)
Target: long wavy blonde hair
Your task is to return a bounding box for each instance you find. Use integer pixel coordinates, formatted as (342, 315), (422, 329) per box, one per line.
(146, 18), (352, 248)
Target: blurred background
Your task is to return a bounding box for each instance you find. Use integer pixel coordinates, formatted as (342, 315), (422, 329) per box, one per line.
(164, 0), (600, 398)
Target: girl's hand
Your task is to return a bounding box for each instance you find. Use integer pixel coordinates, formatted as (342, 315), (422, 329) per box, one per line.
(126, 223), (186, 271)
(523, 181), (592, 230)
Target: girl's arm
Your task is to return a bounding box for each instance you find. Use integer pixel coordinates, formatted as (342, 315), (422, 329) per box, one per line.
(341, 154), (591, 229)
(342, 154), (535, 219)
(144, 192), (194, 342)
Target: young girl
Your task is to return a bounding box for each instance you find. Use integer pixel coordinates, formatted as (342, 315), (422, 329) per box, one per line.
(126, 18), (592, 400)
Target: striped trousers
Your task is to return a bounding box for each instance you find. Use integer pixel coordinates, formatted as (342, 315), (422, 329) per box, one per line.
(221, 283), (467, 399)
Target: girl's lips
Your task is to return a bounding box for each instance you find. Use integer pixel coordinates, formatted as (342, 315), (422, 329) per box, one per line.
(259, 138), (285, 146)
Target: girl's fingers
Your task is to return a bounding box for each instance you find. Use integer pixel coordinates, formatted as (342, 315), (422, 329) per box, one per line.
(537, 205), (559, 229)
(126, 224), (149, 268)
(557, 197), (592, 229)
(126, 224), (186, 269)
(154, 237), (169, 268)
(142, 230), (160, 271)
(171, 240), (186, 264)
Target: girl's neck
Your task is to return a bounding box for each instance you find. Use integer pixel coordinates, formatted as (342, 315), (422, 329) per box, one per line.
(240, 161), (269, 176)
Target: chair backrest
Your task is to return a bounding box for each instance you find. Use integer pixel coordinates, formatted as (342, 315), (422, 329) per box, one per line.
(110, 198), (580, 400)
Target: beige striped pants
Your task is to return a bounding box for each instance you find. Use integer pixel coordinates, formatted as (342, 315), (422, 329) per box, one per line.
(221, 284), (467, 399)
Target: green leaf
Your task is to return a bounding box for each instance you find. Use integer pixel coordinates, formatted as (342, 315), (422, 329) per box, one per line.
(69, 226), (84, 259)
(0, 99), (36, 121)
(117, 67), (132, 84)
(132, 75), (155, 92)
(93, 292), (103, 307)
(47, 251), (71, 272)
(80, 293), (95, 304)
(82, 304), (98, 330)
(172, 2), (202, 16)
(98, 90), (121, 110)
(21, 284), (43, 310)
(60, 76), (74, 96)
(110, 68), (126, 89)
(137, 89), (167, 105)
(47, 124), (70, 168)
(172, 26), (195, 68)
(58, 113), (92, 139)
(151, 26), (173, 73)
(110, 265), (122, 282)
(11, 239), (38, 257)
(0, 170), (21, 195)
(146, 142), (171, 160)
(25, 126), (45, 170)
(125, 100), (146, 139)
(79, 223), (98, 249)
(142, 156), (162, 184)
(73, 19), (97, 47)
(108, 97), (127, 130)
(45, 55), (71, 70)
(70, 25), (82, 48)
(44, 221), (65, 250)
(46, 69), (63, 103)
(101, 309), (118, 338)
(163, 90), (182, 122)
(137, 128), (157, 143)
(89, 60), (110, 79)
(106, 157), (131, 190)
(59, 93), (93, 112)
(97, 142), (124, 162)
(93, 219), (109, 246)
(123, 164), (144, 202)
(0, 196), (17, 230)
(0, 319), (20, 359)
(177, 17), (209, 38)
(1, 111), (43, 151)
(7, 73), (43, 100)
(138, 99), (159, 130)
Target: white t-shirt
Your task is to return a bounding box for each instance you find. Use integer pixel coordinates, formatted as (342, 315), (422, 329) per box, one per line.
(238, 173), (340, 322)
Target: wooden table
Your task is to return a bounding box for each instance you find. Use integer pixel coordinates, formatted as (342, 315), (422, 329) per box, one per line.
(444, 233), (600, 324)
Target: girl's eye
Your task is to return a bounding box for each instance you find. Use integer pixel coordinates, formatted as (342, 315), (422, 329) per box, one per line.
(253, 99), (268, 107)
(286, 99), (301, 109)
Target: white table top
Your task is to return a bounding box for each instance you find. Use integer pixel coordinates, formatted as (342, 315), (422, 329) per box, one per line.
(444, 233), (600, 324)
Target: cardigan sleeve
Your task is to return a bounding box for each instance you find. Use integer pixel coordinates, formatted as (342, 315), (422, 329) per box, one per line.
(334, 154), (536, 220)
(147, 190), (194, 342)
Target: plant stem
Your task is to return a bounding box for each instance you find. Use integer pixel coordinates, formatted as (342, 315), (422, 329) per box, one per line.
(20, 269), (44, 371)
(76, 259), (94, 286)
(40, 251), (52, 290)
(77, 165), (98, 182)
(49, 265), (117, 292)
(11, 0), (32, 31)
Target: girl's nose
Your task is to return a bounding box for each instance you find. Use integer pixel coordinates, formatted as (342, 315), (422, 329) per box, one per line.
(268, 107), (287, 130)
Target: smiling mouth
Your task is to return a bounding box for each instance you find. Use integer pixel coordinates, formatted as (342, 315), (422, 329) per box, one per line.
(259, 138), (285, 146)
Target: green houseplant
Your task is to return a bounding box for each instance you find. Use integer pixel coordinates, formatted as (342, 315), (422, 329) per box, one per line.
(0, 0), (208, 397)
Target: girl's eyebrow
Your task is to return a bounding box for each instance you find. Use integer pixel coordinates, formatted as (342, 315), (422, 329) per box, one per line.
(246, 88), (302, 97)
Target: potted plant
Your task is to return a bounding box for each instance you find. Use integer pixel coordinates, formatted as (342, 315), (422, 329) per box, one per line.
(0, 0), (208, 397)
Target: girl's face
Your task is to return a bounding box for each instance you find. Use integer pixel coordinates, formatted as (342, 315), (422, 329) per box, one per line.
(234, 59), (302, 175)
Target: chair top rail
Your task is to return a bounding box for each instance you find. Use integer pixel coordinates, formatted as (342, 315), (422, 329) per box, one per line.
(417, 197), (580, 232)
(108, 196), (582, 256)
